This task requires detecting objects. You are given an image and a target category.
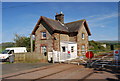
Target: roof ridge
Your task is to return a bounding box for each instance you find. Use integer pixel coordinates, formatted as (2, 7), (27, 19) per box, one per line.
(65, 19), (86, 24)
(41, 16), (58, 22)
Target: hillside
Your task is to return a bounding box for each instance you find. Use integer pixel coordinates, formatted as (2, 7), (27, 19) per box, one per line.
(96, 40), (119, 44)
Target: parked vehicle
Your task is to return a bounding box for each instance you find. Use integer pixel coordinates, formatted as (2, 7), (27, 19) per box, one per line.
(0, 47), (27, 63)
(5, 47), (27, 53)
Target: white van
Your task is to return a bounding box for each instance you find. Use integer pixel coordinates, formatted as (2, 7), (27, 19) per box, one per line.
(5, 47), (27, 53)
(0, 47), (27, 62)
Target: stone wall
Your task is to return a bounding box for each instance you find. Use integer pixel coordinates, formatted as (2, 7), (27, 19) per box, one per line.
(53, 33), (69, 51)
(34, 23), (89, 57)
(35, 24), (53, 55)
(77, 24), (89, 56)
(69, 36), (77, 42)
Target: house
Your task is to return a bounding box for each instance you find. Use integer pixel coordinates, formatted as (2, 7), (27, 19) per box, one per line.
(101, 44), (107, 48)
(32, 12), (91, 59)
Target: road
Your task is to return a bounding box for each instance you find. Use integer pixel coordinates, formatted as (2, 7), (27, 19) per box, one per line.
(1, 63), (119, 81)
(2, 63), (52, 75)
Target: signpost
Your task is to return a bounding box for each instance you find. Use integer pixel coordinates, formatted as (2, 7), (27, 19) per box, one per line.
(86, 51), (94, 68)
(86, 51), (94, 59)
(114, 50), (120, 67)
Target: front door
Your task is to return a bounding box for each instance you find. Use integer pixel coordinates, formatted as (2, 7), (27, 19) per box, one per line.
(61, 46), (68, 61)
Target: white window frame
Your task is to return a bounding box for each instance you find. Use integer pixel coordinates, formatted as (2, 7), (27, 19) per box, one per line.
(41, 32), (46, 39)
(82, 33), (85, 39)
(81, 45), (85, 55)
(71, 46), (74, 53)
(41, 46), (47, 56)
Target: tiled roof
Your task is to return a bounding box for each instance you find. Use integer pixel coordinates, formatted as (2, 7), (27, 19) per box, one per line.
(65, 19), (85, 32)
(42, 16), (69, 32)
(32, 16), (91, 35)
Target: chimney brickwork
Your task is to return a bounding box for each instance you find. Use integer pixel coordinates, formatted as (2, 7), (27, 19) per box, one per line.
(55, 12), (64, 24)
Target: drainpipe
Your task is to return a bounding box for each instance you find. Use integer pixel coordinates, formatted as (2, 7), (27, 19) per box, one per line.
(30, 34), (33, 52)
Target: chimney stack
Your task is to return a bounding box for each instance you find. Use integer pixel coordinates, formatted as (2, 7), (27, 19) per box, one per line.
(55, 12), (64, 24)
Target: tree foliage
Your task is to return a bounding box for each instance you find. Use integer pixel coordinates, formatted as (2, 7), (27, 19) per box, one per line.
(1, 42), (15, 52)
(14, 34), (31, 52)
(89, 40), (105, 51)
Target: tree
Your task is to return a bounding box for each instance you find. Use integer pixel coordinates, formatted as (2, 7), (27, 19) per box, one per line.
(1, 42), (15, 52)
(14, 34), (34, 52)
(89, 40), (105, 53)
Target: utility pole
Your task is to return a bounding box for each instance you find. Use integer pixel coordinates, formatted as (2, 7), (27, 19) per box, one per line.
(30, 34), (33, 52)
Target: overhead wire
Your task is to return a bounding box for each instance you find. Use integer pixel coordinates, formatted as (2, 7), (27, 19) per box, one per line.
(2, 2), (43, 9)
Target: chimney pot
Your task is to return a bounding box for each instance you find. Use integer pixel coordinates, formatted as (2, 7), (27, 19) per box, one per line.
(55, 12), (64, 24)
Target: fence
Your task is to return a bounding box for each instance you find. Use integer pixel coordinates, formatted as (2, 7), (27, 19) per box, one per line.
(48, 50), (117, 64)
(48, 51), (78, 63)
(13, 52), (47, 63)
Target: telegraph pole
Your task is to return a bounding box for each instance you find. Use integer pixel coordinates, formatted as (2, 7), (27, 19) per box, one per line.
(30, 34), (33, 52)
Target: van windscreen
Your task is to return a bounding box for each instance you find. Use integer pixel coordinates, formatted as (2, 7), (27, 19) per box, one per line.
(2, 50), (10, 54)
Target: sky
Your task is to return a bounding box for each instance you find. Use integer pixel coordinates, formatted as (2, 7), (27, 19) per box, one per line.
(1, 2), (118, 43)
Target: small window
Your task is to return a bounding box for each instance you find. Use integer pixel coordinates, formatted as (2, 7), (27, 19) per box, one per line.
(71, 46), (74, 52)
(62, 46), (66, 52)
(41, 32), (46, 39)
(82, 45), (85, 50)
(81, 45), (85, 54)
(82, 33), (85, 39)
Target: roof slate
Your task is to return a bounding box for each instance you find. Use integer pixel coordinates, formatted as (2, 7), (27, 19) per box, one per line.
(65, 20), (85, 32)
(42, 16), (69, 32)
(32, 16), (91, 35)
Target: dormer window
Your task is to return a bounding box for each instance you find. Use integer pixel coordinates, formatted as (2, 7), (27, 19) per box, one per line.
(82, 33), (85, 39)
(41, 32), (46, 39)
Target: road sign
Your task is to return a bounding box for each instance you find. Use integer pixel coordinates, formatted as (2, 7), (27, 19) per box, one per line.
(114, 50), (120, 66)
(114, 50), (119, 55)
(114, 50), (120, 60)
(86, 51), (94, 59)
(115, 51), (119, 54)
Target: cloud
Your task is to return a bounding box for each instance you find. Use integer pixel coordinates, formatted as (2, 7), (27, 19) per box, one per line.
(101, 25), (105, 28)
(87, 12), (118, 22)
(86, 12), (118, 28)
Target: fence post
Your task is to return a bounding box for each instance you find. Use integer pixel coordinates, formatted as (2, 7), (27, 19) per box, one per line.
(24, 53), (25, 62)
(52, 51), (54, 64)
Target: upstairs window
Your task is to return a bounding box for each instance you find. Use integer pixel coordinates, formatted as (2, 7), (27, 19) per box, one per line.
(41, 32), (46, 39)
(82, 33), (85, 39)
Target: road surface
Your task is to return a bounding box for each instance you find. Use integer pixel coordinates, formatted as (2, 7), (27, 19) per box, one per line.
(1, 63), (119, 81)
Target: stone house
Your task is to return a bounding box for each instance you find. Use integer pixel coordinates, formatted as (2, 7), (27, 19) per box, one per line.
(32, 12), (91, 58)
